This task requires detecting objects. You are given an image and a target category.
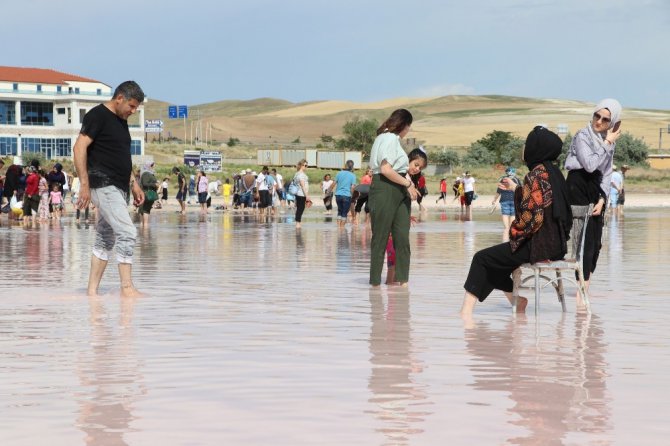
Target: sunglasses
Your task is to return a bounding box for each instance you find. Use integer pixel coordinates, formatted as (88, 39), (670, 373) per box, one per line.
(593, 112), (611, 124)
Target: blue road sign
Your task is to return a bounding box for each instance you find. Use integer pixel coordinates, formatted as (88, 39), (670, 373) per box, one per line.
(168, 105), (177, 119)
(178, 105), (188, 118)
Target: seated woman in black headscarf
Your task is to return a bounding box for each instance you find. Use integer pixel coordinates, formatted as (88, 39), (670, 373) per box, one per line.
(460, 126), (572, 317)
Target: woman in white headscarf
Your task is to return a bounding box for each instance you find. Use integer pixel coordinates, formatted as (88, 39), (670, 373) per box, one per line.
(564, 98), (622, 305)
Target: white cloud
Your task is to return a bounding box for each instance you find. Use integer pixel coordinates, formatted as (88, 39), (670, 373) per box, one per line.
(412, 83), (476, 97)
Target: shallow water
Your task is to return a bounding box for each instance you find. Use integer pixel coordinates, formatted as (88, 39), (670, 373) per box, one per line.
(1, 208), (668, 445)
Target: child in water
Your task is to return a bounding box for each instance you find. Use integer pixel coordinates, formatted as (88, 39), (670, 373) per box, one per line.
(49, 183), (63, 219)
(384, 148), (427, 284)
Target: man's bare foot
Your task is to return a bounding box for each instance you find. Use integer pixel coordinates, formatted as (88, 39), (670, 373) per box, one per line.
(121, 286), (145, 298)
(87, 289), (100, 297)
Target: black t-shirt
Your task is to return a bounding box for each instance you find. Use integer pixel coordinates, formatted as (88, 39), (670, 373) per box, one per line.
(177, 173), (186, 191)
(81, 104), (132, 194)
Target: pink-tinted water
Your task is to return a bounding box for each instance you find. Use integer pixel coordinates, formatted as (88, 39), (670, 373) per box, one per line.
(1, 209), (668, 445)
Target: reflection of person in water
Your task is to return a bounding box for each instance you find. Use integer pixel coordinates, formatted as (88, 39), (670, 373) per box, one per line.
(368, 289), (428, 444)
(76, 297), (145, 445)
(463, 315), (610, 444)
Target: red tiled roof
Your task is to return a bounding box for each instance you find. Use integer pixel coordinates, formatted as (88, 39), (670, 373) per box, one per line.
(0, 66), (107, 86)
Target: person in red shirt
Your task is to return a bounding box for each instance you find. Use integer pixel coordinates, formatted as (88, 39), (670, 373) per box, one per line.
(436, 178), (447, 205)
(22, 166), (40, 224)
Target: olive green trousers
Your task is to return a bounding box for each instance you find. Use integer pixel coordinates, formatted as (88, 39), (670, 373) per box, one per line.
(368, 174), (411, 286)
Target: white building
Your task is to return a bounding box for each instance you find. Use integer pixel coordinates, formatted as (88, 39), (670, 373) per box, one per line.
(0, 66), (145, 161)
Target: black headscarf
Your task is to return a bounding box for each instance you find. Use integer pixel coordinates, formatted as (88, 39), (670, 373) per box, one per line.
(524, 126), (572, 232)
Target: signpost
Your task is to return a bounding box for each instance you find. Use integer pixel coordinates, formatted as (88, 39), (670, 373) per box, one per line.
(168, 105), (189, 142)
(200, 151), (223, 172)
(144, 119), (163, 133)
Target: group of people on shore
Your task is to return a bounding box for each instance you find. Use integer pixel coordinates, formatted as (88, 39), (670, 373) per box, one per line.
(0, 159), (91, 224)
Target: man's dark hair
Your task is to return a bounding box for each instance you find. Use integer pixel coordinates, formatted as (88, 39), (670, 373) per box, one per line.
(172, 167), (180, 174)
(113, 81), (145, 102)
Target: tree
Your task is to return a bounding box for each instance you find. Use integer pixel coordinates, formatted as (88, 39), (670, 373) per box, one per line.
(320, 134), (334, 144)
(559, 133), (572, 168)
(433, 149), (461, 167)
(462, 142), (495, 166)
(337, 117), (378, 155)
(614, 132), (650, 167)
(499, 138), (524, 167)
(292, 137), (301, 144)
(227, 137), (240, 147)
(477, 130), (516, 164)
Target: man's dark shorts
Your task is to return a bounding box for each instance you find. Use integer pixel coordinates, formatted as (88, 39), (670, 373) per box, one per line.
(465, 191), (475, 206)
(259, 190), (271, 208)
(176, 189), (187, 201)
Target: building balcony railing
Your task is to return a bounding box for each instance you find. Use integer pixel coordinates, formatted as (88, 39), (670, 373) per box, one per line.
(0, 88), (112, 98)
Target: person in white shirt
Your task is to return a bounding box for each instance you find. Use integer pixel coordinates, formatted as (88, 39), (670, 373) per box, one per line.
(206, 179), (222, 209)
(609, 165), (624, 217)
(255, 166), (271, 218)
(272, 168), (285, 208)
(462, 171), (476, 214)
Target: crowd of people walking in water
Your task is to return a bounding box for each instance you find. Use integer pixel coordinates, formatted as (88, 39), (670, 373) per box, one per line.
(1, 101), (625, 315)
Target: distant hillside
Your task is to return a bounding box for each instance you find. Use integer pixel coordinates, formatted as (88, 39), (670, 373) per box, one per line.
(143, 95), (670, 149)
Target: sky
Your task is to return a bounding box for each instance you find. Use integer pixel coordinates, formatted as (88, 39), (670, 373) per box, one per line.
(5, 0), (670, 109)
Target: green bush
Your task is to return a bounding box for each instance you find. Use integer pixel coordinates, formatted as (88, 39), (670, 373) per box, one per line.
(462, 142), (495, 166)
(614, 132), (650, 167)
(433, 149), (461, 167)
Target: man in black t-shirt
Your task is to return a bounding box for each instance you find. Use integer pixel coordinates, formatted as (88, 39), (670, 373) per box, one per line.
(73, 80), (146, 297)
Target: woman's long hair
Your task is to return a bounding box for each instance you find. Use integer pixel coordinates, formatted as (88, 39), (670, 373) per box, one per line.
(377, 109), (413, 135)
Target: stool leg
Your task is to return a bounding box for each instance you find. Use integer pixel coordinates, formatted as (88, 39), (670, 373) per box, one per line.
(556, 270), (566, 312)
(534, 269), (540, 317)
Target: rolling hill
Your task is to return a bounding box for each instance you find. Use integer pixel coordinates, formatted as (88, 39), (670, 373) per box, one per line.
(143, 95), (670, 149)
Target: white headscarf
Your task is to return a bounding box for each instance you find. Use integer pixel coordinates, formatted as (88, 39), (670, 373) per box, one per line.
(586, 98), (622, 145)
(593, 98), (622, 128)
(140, 161), (155, 177)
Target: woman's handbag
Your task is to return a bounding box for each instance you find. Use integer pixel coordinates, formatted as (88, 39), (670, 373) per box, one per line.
(288, 177), (300, 196)
(145, 188), (159, 202)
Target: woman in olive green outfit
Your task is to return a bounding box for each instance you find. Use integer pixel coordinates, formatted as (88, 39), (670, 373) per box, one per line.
(368, 109), (420, 286)
(138, 161), (158, 226)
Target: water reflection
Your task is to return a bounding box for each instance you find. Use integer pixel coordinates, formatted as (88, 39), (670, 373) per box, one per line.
(367, 289), (429, 444)
(76, 297), (145, 445)
(464, 315), (610, 445)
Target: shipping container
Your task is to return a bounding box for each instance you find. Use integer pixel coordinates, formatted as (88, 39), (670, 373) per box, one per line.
(344, 151), (363, 169)
(257, 149), (281, 166)
(305, 149), (318, 167)
(281, 149), (306, 167)
(317, 151), (345, 169)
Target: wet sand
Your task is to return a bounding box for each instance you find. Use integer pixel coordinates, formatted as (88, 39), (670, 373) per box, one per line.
(1, 205), (669, 445)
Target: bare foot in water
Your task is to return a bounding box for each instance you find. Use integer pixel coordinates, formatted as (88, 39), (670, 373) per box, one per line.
(121, 286), (145, 298)
(515, 296), (528, 313)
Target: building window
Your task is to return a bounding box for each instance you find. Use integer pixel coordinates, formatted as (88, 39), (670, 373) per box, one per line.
(57, 108), (66, 115)
(130, 140), (142, 155)
(68, 87), (73, 94)
(75, 87), (80, 94)
(0, 137), (18, 156)
(21, 102), (54, 126)
(97, 89), (102, 95)
(79, 109), (86, 124)
(37, 85), (42, 93)
(12, 83), (18, 91)
(0, 100), (17, 125)
(57, 86), (62, 93)
(21, 137), (72, 158)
